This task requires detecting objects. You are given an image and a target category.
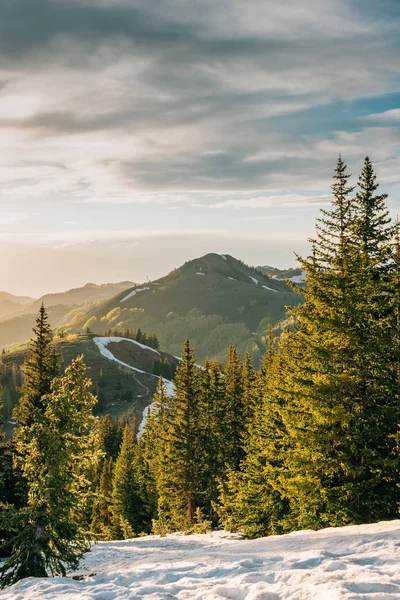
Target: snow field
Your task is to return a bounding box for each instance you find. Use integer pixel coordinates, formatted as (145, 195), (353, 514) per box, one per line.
(1, 520), (399, 599)
(120, 288), (150, 303)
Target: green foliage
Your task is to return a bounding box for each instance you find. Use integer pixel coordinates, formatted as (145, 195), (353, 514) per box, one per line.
(155, 340), (204, 528)
(0, 354), (98, 587)
(267, 156), (399, 530)
(104, 327), (160, 351)
(111, 425), (147, 538)
(13, 305), (60, 427)
(0, 361), (22, 421)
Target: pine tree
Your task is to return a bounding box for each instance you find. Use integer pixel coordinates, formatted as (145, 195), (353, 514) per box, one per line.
(14, 304), (60, 427)
(197, 360), (224, 522)
(218, 333), (288, 537)
(242, 352), (257, 426)
(91, 457), (114, 538)
(154, 340), (203, 528)
(271, 156), (399, 529)
(0, 388), (4, 497)
(0, 356), (97, 587)
(111, 425), (142, 538)
(218, 344), (245, 471)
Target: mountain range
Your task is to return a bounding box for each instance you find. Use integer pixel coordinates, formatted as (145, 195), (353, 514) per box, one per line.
(63, 253), (303, 363)
(1, 253), (303, 431)
(0, 254), (303, 360)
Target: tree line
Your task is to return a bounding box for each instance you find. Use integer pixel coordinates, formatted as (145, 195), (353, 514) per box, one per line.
(0, 156), (399, 588)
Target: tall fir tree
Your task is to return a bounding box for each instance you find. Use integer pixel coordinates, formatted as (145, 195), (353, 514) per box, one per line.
(217, 344), (246, 471)
(197, 360), (225, 522)
(218, 332), (288, 537)
(269, 156), (399, 529)
(91, 457), (114, 538)
(155, 340), (203, 528)
(140, 377), (171, 528)
(111, 425), (143, 538)
(14, 304), (60, 427)
(0, 356), (97, 587)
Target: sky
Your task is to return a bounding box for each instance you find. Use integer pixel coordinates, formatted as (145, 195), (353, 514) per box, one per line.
(1, 0), (400, 297)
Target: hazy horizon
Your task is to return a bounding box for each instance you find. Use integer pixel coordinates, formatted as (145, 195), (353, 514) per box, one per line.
(1, 235), (309, 297)
(1, 0), (400, 296)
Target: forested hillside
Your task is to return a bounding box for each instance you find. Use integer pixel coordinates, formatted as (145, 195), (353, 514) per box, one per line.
(68, 253), (302, 362)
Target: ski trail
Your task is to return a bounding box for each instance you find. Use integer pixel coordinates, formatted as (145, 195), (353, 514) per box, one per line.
(93, 337), (175, 434)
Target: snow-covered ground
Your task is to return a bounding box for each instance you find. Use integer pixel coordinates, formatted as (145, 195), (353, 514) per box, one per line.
(2, 521), (399, 599)
(262, 285), (279, 293)
(120, 287), (150, 303)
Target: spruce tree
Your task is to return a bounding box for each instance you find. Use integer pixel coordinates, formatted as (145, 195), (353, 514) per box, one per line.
(197, 360), (224, 522)
(242, 352), (257, 426)
(14, 304), (60, 427)
(111, 425), (142, 538)
(218, 344), (245, 471)
(272, 156), (399, 529)
(91, 457), (114, 538)
(218, 333), (288, 537)
(0, 356), (97, 587)
(155, 340), (203, 528)
(140, 377), (170, 525)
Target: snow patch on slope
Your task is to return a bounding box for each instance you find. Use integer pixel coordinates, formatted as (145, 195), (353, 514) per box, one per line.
(249, 276), (259, 285)
(137, 379), (175, 435)
(262, 285), (279, 292)
(120, 287), (150, 303)
(4, 520), (399, 599)
(94, 336), (160, 358)
(93, 337), (144, 373)
(289, 272), (306, 283)
(195, 272), (205, 276)
(93, 337), (175, 435)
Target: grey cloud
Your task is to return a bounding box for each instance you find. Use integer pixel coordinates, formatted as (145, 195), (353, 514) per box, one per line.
(119, 152), (316, 192)
(0, 0), (399, 203)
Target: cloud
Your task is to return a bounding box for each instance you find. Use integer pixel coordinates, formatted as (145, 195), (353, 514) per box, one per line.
(0, 212), (29, 225)
(211, 194), (331, 209)
(0, 0), (399, 251)
(364, 108), (400, 123)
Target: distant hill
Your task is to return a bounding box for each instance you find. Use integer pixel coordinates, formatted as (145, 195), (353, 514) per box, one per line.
(0, 282), (134, 349)
(28, 281), (135, 313)
(1, 333), (179, 437)
(257, 265), (306, 283)
(69, 253), (303, 363)
(0, 291), (34, 321)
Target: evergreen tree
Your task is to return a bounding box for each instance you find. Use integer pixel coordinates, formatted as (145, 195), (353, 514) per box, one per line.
(91, 457), (114, 538)
(242, 352), (257, 426)
(218, 344), (245, 471)
(0, 391), (7, 512)
(0, 356), (97, 587)
(272, 156), (399, 529)
(197, 360), (224, 522)
(111, 425), (142, 538)
(218, 333), (288, 537)
(14, 304), (60, 427)
(140, 378), (171, 531)
(155, 340), (203, 528)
